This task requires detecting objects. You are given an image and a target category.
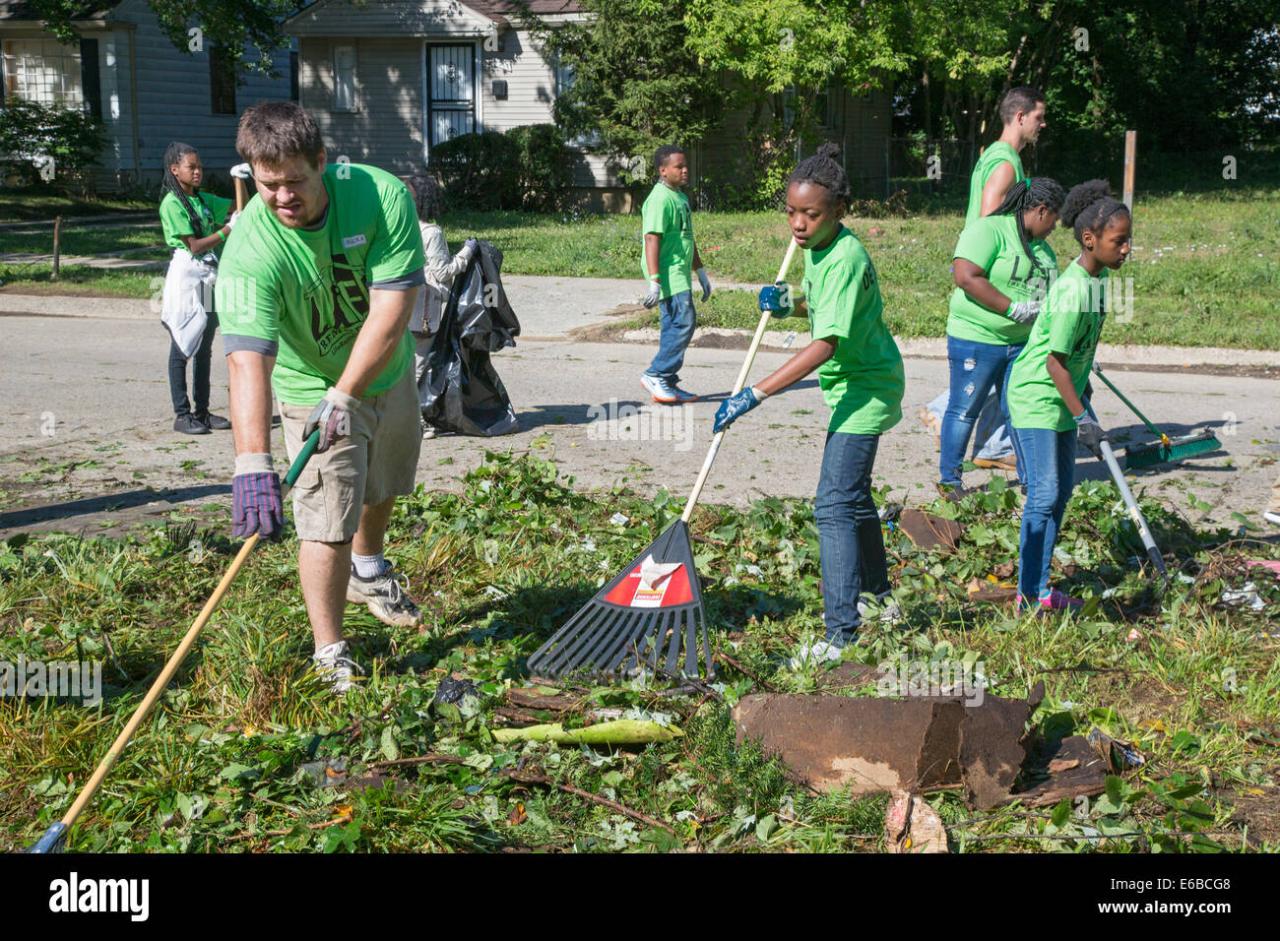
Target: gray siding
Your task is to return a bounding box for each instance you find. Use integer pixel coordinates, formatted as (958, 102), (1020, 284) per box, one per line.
(115, 0), (294, 176)
(287, 0), (496, 38)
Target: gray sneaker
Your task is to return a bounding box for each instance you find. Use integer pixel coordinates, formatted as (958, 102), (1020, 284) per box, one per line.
(347, 563), (422, 628)
(313, 640), (362, 694)
(640, 373), (679, 405)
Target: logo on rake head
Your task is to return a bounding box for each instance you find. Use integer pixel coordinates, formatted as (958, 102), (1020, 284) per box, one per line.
(604, 555), (692, 609)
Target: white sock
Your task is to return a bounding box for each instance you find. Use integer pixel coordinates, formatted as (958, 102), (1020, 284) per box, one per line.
(352, 552), (387, 579)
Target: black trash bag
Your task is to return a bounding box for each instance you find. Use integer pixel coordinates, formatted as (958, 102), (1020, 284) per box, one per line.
(418, 241), (521, 436)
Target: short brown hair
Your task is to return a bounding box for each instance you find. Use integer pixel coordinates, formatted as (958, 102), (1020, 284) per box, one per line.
(998, 86), (1045, 125)
(236, 101), (325, 168)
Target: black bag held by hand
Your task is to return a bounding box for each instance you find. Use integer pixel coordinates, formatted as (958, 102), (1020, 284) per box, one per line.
(418, 241), (521, 436)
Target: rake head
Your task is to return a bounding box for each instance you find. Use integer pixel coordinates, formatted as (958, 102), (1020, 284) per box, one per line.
(527, 520), (714, 681)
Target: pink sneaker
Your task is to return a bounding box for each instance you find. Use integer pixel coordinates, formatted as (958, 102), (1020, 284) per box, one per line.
(1015, 589), (1084, 614)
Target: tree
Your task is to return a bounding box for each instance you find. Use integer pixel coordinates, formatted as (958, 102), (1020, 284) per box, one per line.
(29, 0), (298, 74)
(519, 0), (723, 183)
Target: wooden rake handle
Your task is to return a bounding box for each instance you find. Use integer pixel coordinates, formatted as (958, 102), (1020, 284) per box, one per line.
(681, 238), (799, 523)
(234, 176), (248, 213)
(31, 432), (320, 852)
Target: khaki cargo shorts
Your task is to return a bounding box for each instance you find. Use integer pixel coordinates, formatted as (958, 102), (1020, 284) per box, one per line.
(279, 369), (421, 543)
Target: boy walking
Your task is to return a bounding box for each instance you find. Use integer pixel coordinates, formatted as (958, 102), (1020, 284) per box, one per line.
(640, 145), (711, 404)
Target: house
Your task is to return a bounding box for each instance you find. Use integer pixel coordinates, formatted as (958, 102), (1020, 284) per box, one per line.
(285, 0), (892, 211)
(0, 0), (294, 190)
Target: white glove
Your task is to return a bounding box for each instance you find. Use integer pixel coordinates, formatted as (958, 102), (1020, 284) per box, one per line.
(642, 279), (661, 309)
(230, 163), (253, 180)
(1006, 300), (1040, 324)
(225, 210), (241, 231)
(696, 267), (712, 302)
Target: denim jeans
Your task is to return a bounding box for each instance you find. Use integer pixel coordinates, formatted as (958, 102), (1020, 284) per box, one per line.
(939, 335), (1026, 485)
(815, 431), (890, 644)
(168, 310), (218, 417)
(1012, 425), (1077, 601)
(645, 290), (696, 383)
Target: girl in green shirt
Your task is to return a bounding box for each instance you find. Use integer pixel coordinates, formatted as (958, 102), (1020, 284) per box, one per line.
(714, 143), (905, 652)
(1006, 180), (1132, 611)
(158, 141), (236, 435)
(940, 177), (1064, 495)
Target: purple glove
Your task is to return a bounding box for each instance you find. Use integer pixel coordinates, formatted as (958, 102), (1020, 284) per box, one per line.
(303, 387), (358, 453)
(232, 471), (283, 539)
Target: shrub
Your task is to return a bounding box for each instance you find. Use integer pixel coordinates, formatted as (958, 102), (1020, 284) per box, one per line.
(0, 98), (104, 191)
(430, 124), (573, 212)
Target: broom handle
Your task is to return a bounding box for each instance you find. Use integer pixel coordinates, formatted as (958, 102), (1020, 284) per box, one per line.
(1085, 399), (1167, 579)
(42, 431), (319, 846)
(1091, 364), (1168, 445)
(682, 239), (799, 522)
(234, 176), (247, 213)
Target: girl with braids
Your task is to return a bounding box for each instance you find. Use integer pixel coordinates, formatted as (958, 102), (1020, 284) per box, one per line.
(938, 175), (1065, 495)
(1007, 180), (1132, 612)
(715, 143), (905, 653)
(403, 171), (477, 439)
(158, 141), (238, 435)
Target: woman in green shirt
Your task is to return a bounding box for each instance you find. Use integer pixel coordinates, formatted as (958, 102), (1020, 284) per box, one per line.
(158, 141), (237, 435)
(713, 143), (905, 653)
(939, 178), (1064, 494)
(1006, 180), (1132, 611)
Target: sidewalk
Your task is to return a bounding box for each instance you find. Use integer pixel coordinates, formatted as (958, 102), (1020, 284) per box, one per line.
(1, 278), (1275, 370)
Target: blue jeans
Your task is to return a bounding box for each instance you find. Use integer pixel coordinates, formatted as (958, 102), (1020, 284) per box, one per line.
(645, 290), (696, 383)
(815, 431), (890, 644)
(1012, 426), (1077, 601)
(940, 335), (1025, 486)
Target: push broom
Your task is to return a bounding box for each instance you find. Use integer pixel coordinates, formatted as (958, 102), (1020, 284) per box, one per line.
(29, 431), (320, 853)
(528, 240), (801, 681)
(1091, 362), (1220, 470)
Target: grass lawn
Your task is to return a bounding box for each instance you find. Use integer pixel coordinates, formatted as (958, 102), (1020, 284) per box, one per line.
(2, 453), (1276, 853)
(0, 186), (153, 222)
(3, 184), (1276, 349)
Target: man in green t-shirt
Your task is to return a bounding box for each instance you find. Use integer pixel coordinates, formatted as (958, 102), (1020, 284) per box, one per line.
(965, 86), (1046, 223)
(216, 102), (427, 694)
(639, 144), (712, 404)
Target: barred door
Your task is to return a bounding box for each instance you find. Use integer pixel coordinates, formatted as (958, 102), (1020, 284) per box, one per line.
(427, 44), (475, 148)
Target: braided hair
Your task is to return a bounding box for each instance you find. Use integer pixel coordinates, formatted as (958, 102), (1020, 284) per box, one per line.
(788, 142), (851, 210)
(161, 141), (206, 239)
(991, 176), (1065, 281)
(1060, 179), (1129, 246)
(406, 170), (444, 222)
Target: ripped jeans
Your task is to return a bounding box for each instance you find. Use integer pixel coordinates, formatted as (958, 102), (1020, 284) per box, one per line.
(939, 335), (1026, 487)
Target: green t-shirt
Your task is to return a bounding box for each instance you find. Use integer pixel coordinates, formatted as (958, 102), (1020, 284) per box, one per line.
(947, 213), (1057, 346)
(965, 141), (1025, 224)
(639, 182), (694, 299)
(216, 163), (426, 407)
(1007, 261), (1109, 432)
(801, 226), (905, 436)
(159, 190), (233, 255)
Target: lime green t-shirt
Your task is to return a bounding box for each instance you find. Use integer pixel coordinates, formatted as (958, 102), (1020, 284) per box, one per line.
(1006, 261), (1109, 432)
(947, 213), (1057, 346)
(639, 182), (694, 299)
(159, 190), (233, 255)
(965, 141), (1025, 224)
(216, 163), (426, 407)
(801, 226), (905, 436)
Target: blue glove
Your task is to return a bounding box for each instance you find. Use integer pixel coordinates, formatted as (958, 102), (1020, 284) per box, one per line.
(758, 283), (792, 318)
(714, 387), (763, 434)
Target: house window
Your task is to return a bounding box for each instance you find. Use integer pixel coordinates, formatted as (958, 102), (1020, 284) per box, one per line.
(209, 45), (236, 114)
(334, 45), (357, 112)
(1, 39), (84, 107)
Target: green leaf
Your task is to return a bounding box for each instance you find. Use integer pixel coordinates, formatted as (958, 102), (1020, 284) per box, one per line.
(380, 727), (400, 762)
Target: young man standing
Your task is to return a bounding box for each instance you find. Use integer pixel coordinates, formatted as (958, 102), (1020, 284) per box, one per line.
(217, 102), (426, 693)
(966, 86), (1047, 222)
(639, 144), (711, 404)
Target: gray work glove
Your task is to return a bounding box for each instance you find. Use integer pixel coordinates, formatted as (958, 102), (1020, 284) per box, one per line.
(303, 387), (359, 453)
(1006, 300), (1041, 324)
(642, 279), (661, 309)
(1074, 413), (1109, 458)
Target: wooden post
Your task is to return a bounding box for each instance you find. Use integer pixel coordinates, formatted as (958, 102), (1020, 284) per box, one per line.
(51, 215), (62, 281)
(1122, 130), (1137, 211)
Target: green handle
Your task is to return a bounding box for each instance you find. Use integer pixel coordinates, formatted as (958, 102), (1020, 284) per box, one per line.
(1091, 364), (1165, 441)
(283, 429), (321, 491)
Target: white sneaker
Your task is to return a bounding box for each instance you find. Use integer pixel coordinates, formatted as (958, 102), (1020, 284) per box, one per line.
(858, 591), (903, 626)
(313, 640), (362, 694)
(640, 374), (679, 405)
(1265, 509), (1280, 527)
(422, 423), (438, 440)
(789, 639), (844, 670)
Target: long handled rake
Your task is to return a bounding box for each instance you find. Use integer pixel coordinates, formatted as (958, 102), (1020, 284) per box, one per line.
(29, 432), (319, 853)
(528, 240), (800, 681)
(1091, 363), (1221, 469)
